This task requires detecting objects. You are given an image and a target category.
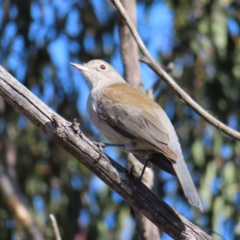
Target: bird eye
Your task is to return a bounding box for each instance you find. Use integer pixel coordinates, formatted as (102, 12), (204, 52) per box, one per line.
(99, 64), (106, 70)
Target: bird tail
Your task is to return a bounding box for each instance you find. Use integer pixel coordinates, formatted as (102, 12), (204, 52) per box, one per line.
(152, 105), (202, 210)
(172, 157), (203, 211)
(144, 153), (202, 211)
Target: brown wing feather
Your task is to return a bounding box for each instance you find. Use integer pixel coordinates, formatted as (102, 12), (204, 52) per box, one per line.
(95, 95), (178, 162)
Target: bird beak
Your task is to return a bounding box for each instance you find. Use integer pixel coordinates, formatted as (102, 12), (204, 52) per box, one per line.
(70, 62), (89, 72)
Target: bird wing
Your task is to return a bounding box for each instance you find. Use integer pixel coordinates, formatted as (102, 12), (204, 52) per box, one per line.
(94, 96), (178, 162)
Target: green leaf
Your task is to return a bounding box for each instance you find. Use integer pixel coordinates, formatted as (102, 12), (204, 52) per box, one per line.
(192, 139), (205, 167)
(200, 161), (217, 209)
(222, 161), (237, 186)
(212, 196), (224, 230)
(213, 130), (223, 157)
(211, 6), (227, 57)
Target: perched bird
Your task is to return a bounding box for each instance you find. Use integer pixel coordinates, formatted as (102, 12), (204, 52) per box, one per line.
(71, 59), (202, 211)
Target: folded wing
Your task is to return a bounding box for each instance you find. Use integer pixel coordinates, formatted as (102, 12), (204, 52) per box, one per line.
(95, 96), (178, 162)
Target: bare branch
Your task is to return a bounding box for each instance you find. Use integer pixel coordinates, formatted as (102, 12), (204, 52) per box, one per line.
(118, 0), (145, 93)
(50, 214), (62, 240)
(111, 0), (240, 141)
(0, 161), (44, 240)
(0, 66), (212, 239)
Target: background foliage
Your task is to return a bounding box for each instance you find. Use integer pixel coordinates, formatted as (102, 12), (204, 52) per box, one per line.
(0, 0), (239, 239)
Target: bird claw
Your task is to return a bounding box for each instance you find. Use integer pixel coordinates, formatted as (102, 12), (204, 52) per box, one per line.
(92, 141), (106, 160)
(92, 141), (126, 160)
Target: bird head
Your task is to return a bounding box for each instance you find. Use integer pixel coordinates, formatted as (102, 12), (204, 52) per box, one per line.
(71, 60), (126, 90)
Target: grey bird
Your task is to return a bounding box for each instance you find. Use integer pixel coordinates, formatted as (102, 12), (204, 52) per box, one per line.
(71, 59), (203, 211)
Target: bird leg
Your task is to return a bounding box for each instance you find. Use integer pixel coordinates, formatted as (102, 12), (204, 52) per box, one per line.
(136, 152), (153, 180)
(127, 164), (135, 178)
(139, 159), (149, 181)
(103, 143), (126, 148)
(92, 141), (125, 149)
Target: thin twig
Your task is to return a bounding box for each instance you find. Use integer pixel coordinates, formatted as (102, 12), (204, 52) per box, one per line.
(111, 0), (240, 141)
(50, 214), (62, 240)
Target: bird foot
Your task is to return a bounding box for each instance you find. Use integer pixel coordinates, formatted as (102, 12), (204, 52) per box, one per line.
(92, 141), (106, 160)
(92, 142), (126, 160)
(127, 165), (144, 181)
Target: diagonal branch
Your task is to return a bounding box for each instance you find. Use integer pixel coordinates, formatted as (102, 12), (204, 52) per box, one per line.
(0, 66), (212, 239)
(111, 0), (240, 141)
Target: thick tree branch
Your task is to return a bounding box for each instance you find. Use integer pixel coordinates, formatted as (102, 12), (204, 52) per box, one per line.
(111, 0), (240, 141)
(118, 0), (145, 93)
(0, 67), (212, 239)
(118, 0), (160, 239)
